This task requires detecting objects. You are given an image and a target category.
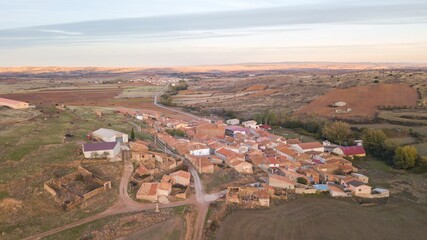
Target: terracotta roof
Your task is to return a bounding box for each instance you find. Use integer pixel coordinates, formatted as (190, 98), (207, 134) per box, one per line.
(216, 147), (242, 159)
(269, 174), (294, 184)
(287, 138), (302, 144)
(327, 184), (344, 192)
(158, 182), (172, 191)
(170, 170), (191, 179)
(338, 146), (366, 155)
(296, 142), (323, 150)
(135, 165), (149, 175)
(137, 183), (158, 196)
(0, 97), (27, 105)
(275, 144), (298, 158)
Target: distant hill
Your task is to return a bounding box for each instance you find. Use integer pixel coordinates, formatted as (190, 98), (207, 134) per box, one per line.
(1, 62), (426, 75)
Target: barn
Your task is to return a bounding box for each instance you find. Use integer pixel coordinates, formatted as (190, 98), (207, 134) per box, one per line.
(0, 97), (29, 109)
(92, 128), (129, 143)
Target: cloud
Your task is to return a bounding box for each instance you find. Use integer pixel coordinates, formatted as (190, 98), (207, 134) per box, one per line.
(40, 29), (83, 35)
(0, 1), (426, 49)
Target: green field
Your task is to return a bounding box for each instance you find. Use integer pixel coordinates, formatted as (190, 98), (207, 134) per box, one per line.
(115, 85), (163, 98)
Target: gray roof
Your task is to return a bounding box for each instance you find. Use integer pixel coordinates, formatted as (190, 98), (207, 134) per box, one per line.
(347, 180), (365, 187)
(93, 128), (125, 138)
(83, 142), (118, 152)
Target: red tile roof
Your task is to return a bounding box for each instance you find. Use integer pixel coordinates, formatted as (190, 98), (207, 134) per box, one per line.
(339, 146), (366, 155)
(296, 142), (323, 150)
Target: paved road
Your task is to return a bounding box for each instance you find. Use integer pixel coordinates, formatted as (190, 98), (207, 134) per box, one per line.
(154, 136), (226, 240)
(154, 83), (202, 120)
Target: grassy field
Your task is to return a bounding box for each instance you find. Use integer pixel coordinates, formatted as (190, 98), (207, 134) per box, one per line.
(115, 85), (163, 98)
(217, 197), (427, 240)
(271, 127), (318, 142)
(44, 208), (184, 240)
(378, 110), (427, 126)
(0, 105), (151, 239)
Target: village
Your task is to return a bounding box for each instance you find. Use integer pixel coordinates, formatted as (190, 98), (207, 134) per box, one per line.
(75, 107), (389, 208)
(0, 95), (390, 211)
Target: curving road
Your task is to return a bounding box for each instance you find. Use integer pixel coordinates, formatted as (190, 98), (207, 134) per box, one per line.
(24, 156), (195, 240)
(154, 83), (202, 121)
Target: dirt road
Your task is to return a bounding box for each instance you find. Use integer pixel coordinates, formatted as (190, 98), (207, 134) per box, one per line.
(23, 156), (194, 240)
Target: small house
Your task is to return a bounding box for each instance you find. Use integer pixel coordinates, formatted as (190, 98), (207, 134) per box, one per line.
(82, 141), (120, 159)
(268, 174), (295, 190)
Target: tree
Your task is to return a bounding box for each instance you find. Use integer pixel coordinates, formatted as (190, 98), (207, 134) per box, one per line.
(393, 146), (417, 169)
(321, 121), (351, 145)
(130, 127), (136, 142)
(361, 129), (388, 158)
(101, 151), (110, 159)
(297, 177), (308, 185)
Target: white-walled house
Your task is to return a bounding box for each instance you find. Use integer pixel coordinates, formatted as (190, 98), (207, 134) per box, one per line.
(242, 120), (259, 129)
(188, 143), (210, 156)
(82, 142), (120, 158)
(291, 142), (324, 153)
(92, 128), (129, 143)
(226, 119), (240, 125)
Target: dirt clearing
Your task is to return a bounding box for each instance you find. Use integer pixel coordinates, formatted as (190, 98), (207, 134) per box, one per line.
(297, 84), (418, 119)
(217, 197), (427, 240)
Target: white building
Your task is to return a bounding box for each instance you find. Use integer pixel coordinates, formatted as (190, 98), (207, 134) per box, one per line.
(92, 128), (129, 143)
(242, 120), (259, 129)
(226, 119), (240, 125)
(189, 144), (211, 156)
(82, 142), (120, 159)
(291, 142), (324, 153)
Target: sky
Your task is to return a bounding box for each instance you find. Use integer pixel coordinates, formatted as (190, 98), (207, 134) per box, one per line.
(0, 0), (427, 67)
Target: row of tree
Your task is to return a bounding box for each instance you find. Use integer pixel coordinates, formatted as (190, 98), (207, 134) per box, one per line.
(254, 110), (427, 172)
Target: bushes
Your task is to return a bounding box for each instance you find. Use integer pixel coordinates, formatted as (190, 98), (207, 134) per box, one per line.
(393, 146), (418, 169)
(297, 177), (308, 185)
(166, 129), (186, 137)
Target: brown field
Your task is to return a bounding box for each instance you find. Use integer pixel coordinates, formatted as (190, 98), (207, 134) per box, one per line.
(297, 84), (418, 119)
(0, 87), (194, 121)
(0, 88), (122, 106)
(217, 197), (427, 240)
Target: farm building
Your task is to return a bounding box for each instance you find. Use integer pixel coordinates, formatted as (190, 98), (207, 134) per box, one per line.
(291, 142), (324, 153)
(332, 146), (366, 157)
(226, 118), (240, 125)
(0, 97), (29, 109)
(82, 141), (120, 159)
(92, 128), (129, 143)
(347, 180), (372, 196)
